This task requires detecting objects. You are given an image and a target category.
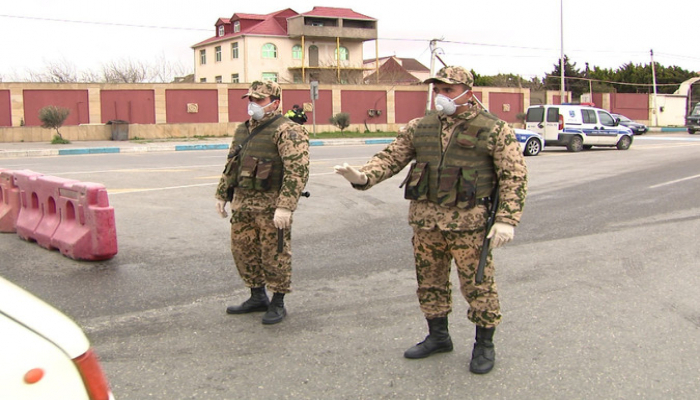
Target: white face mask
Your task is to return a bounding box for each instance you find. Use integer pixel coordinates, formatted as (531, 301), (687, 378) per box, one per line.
(247, 101), (273, 121)
(434, 90), (469, 115)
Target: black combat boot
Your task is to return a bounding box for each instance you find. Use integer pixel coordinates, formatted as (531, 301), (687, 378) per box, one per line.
(226, 286), (269, 314)
(469, 326), (496, 374)
(262, 292), (287, 325)
(404, 317), (454, 359)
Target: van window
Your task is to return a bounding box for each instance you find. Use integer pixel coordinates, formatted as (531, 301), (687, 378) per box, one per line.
(526, 108), (544, 123)
(582, 109), (597, 124)
(598, 111), (615, 126)
(546, 107), (559, 123)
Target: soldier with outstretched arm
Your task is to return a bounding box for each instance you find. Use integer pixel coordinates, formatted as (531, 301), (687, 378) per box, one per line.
(335, 66), (527, 374)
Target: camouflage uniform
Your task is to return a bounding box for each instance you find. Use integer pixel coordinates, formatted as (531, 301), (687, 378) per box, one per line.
(353, 69), (527, 328)
(215, 81), (310, 294)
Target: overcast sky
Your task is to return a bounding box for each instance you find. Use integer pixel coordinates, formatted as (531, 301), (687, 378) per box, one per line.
(1, 0), (697, 81)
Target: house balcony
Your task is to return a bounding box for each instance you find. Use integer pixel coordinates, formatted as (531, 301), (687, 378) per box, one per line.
(287, 15), (377, 41)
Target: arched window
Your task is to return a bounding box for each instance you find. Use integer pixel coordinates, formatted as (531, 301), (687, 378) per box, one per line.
(262, 43), (277, 59)
(335, 46), (349, 61)
(292, 45), (302, 60)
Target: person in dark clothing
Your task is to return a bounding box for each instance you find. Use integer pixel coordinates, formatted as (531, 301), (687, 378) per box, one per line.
(285, 104), (308, 125)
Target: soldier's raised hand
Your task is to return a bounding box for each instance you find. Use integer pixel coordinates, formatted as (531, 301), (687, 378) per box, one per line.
(334, 163), (368, 185)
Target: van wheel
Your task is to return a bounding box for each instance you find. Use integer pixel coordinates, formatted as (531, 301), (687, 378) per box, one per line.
(616, 136), (632, 150)
(567, 136), (583, 152)
(523, 138), (541, 156)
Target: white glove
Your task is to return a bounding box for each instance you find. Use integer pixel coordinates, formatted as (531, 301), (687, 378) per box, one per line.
(216, 200), (228, 218)
(273, 207), (292, 229)
(487, 222), (515, 248)
(334, 162), (368, 185)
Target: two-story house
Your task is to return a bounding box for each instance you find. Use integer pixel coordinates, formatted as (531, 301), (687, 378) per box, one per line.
(191, 7), (377, 84)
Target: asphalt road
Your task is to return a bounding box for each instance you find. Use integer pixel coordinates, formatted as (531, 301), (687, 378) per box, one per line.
(1, 135), (699, 399)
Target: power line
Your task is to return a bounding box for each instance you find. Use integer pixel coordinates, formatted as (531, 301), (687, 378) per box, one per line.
(0, 14), (209, 31)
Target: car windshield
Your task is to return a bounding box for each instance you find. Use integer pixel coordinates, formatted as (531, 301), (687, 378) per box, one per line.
(692, 106), (700, 116)
(616, 115), (632, 122)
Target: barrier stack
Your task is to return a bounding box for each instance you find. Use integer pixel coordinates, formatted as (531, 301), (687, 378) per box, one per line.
(6, 169), (118, 261)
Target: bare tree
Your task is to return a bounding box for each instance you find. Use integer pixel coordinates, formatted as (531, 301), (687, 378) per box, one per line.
(151, 54), (192, 83)
(100, 58), (150, 83)
(27, 58), (80, 83)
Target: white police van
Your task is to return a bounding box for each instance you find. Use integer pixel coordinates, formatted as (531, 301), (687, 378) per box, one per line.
(525, 104), (634, 152)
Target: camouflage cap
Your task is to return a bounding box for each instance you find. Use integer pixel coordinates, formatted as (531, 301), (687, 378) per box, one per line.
(241, 80), (281, 99)
(423, 66), (474, 88)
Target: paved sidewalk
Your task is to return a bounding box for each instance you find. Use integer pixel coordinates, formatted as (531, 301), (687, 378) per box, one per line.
(0, 137), (395, 159)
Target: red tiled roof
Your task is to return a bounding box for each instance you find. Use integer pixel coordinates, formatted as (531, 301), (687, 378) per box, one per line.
(193, 9), (297, 47)
(364, 56), (429, 72)
(193, 7), (375, 48)
(301, 6), (375, 20)
(231, 13), (267, 21)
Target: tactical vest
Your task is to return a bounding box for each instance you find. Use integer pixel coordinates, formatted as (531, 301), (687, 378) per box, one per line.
(406, 112), (498, 208)
(231, 116), (290, 192)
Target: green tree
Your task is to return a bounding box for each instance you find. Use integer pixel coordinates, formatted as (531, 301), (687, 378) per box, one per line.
(39, 106), (70, 139)
(329, 112), (351, 132)
(544, 55), (589, 100)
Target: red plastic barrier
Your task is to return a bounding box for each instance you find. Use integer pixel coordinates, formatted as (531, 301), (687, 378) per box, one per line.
(0, 169), (23, 233)
(13, 170), (46, 241)
(13, 171), (118, 261)
(50, 181), (118, 261)
(16, 174), (79, 249)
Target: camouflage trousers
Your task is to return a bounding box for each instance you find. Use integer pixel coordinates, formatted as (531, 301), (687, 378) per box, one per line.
(229, 210), (292, 294)
(412, 226), (501, 328)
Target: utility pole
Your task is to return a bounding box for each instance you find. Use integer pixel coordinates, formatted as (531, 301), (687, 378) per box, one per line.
(651, 49), (659, 126)
(426, 39), (439, 113)
(559, 0), (566, 104)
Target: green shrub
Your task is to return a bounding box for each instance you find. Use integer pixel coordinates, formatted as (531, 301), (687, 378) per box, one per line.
(39, 106), (70, 139)
(329, 112), (350, 132)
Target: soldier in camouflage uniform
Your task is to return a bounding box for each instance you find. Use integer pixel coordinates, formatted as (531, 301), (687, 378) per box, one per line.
(215, 80), (310, 325)
(335, 66), (527, 373)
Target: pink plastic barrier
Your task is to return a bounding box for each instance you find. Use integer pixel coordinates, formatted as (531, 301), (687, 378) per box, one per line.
(0, 169), (23, 233)
(16, 174), (79, 249)
(13, 171), (118, 261)
(50, 181), (118, 261)
(13, 170), (47, 241)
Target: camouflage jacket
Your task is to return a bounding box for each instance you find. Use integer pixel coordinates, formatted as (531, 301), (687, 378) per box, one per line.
(215, 110), (310, 212)
(356, 108), (528, 231)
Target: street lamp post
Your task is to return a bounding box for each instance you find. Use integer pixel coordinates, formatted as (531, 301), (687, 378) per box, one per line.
(651, 49), (659, 126)
(560, 0), (566, 104)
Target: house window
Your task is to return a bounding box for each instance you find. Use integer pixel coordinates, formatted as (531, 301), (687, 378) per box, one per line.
(200, 78), (207, 83)
(231, 73), (239, 83)
(233, 21), (240, 33)
(215, 46), (222, 62)
(215, 75), (222, 83)
(231, 42), (239, 59)
(335, 46), (349, 61)
(200, 49), (206, 65)
(218, 25), (224, 36)
(262, 72), (278, 82)
(292, 45), (302, 60)
(262, 43), (277, 59)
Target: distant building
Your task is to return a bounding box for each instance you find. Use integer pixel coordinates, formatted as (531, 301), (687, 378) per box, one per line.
(191, 7), (377, 84)
(363, 56), (430, 85)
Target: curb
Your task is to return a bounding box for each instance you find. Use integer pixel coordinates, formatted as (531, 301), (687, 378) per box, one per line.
(0, 138), (396, 159)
